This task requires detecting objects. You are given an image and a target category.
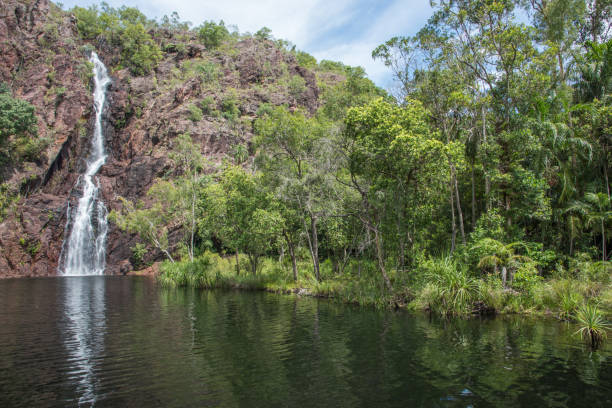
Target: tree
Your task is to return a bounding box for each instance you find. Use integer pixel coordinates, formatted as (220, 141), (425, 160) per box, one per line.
(109, 198), (175, 263)
(343, 98), (447, 291)
(0, 88), (37, 148)
(166, 133), (206, 261)
(567, 192), (611, 261)
(0, 86), (42, 167)
(201, 165), (283, 275)
(197, 20), (229, 49)
(120, 22), (162, 75)
(255, 106), (339, 281)
(110, 134), (206, 263)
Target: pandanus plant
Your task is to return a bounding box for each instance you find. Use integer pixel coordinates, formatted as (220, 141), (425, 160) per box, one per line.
(473, 238), (532, 287)
(574, 303), (610, 349)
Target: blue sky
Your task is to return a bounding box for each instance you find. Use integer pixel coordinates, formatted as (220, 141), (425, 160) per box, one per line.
(60, 0), (434, 89)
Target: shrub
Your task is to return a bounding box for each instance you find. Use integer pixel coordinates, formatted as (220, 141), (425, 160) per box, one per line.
(197, 20), (229, 49)
(188, 104), (203, 122)
(477, 279), (506, 311)
(13, 136), (49, 163)
(419, 258), (478, 316)
(559, 291), (583, 320)
(120, 23), (162, 75)
(255, 27), (272, 41)
(221, 92), (240, 121)
(288, 75), (306, 101)
(131, 243), (147, 269)
(158, 254), (215, 288)
(295, 51), (317, 68)
(199, 96), (218, 116)
(0, 184), (19, 222)
(574, 303), (610, 349)
(197, 62), (219, 83)
(0, 90), (38, 147)
(71, 6), (103, 40)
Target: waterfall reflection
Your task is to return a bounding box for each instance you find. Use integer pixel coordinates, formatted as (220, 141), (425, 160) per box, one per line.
(63, 277), (106, 405)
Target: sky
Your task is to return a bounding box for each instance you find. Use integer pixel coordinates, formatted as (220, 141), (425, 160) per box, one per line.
(59, 0), (434, 89)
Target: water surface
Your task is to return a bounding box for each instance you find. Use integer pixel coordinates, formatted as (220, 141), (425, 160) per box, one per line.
(0, 276), (610, 407)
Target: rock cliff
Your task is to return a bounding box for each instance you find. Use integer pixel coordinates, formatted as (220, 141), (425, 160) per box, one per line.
(0, 0), (332, 277)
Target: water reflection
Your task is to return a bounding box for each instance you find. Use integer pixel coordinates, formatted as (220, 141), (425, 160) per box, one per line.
(0, 277), (610, 407)
(62, 276), (106, 405)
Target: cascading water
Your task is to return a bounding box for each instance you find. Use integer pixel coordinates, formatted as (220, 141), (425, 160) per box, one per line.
(59, 52), (110, 276)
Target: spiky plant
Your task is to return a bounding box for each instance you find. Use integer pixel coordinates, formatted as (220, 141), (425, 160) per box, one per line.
(559, 291), (582, 320)
(574, 304), (611, 349)
(426, 258), (478, 316)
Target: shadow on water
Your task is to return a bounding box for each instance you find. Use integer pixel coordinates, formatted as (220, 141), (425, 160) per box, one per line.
(0, 276), (610, 407)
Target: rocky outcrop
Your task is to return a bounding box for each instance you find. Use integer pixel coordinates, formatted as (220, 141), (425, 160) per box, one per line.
(0, 0), (330, 277)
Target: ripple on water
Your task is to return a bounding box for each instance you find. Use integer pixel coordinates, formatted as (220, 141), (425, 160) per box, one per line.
(0, 276), (611, 407)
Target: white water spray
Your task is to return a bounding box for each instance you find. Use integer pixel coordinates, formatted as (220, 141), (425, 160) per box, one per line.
(59, 52), (110, 276)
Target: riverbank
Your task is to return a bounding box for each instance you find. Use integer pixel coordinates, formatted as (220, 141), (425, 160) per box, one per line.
(155, 253), (612, 322)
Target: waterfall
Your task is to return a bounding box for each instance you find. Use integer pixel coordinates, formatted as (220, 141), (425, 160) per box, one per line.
(59, 52), (110, 276)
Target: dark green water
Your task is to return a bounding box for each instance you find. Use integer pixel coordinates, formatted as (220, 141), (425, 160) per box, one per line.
(0, 276), (610, 407)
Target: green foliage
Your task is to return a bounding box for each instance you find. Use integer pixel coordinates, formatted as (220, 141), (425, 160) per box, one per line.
(91, 0), (612, 328)
(0, 90), (37, 147)
(0, 87), (47, 167)
(199, 96), (219, 117)
(574, 303), (610, 348)
(255, 27), (272, 41)
(197, 62), (219, 83)
(188, 104), (203, 122)
(119, 22), (162, 75)
(295, 51), (317, 68)
(287, 75), (306, 100)
(71, 6), (103, 39)
(418, 258), (479, 316)
(197, 20), (229, 49)
(130, 243), (147, 269)
(220, 91), (240, 121)
(71, 4), (161, 75)
(0, 184), (18, 222)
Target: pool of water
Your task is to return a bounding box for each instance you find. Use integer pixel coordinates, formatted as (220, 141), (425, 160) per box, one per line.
(0, 276), (610, 407)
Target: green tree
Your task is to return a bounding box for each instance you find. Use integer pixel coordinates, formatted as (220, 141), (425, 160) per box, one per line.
(110, 134), (206, 263)
(255, 106), (339, 281)
(209, 165), (282, 275)
(120, 22), (162, 75)
(567, 192), (611, 261)
(197, 20), (229, 49)
(109, 197), (175, 263)
(343, 98), (447, 291)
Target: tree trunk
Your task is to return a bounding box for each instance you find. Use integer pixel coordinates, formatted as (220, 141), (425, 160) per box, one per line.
(190, 182), (196, 262)
(602, 219), (607, 262)
(501, 266), (507, 288)
(285, 232), (298, 282)
(454, 167), (466, 245)
(450, 172), (457, 255)
(235, 250), (240, 276)
(557, 52), (565, 82)
(482, 105), (491, 211)
(471, 162), (476, 229)
(604, 152), (610, 200)
(397, 213), (405, 272)
(505, 193), (511, 228)
(374, 227), (393, 292)
(249, 254), (258, 275)
(311, 216), (321, 281)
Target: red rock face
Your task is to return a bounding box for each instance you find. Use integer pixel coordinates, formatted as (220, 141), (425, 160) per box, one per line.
(0, 0), (326, 277)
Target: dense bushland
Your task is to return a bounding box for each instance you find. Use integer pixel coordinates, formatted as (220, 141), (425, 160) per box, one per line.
(71, 1), (611, 330)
